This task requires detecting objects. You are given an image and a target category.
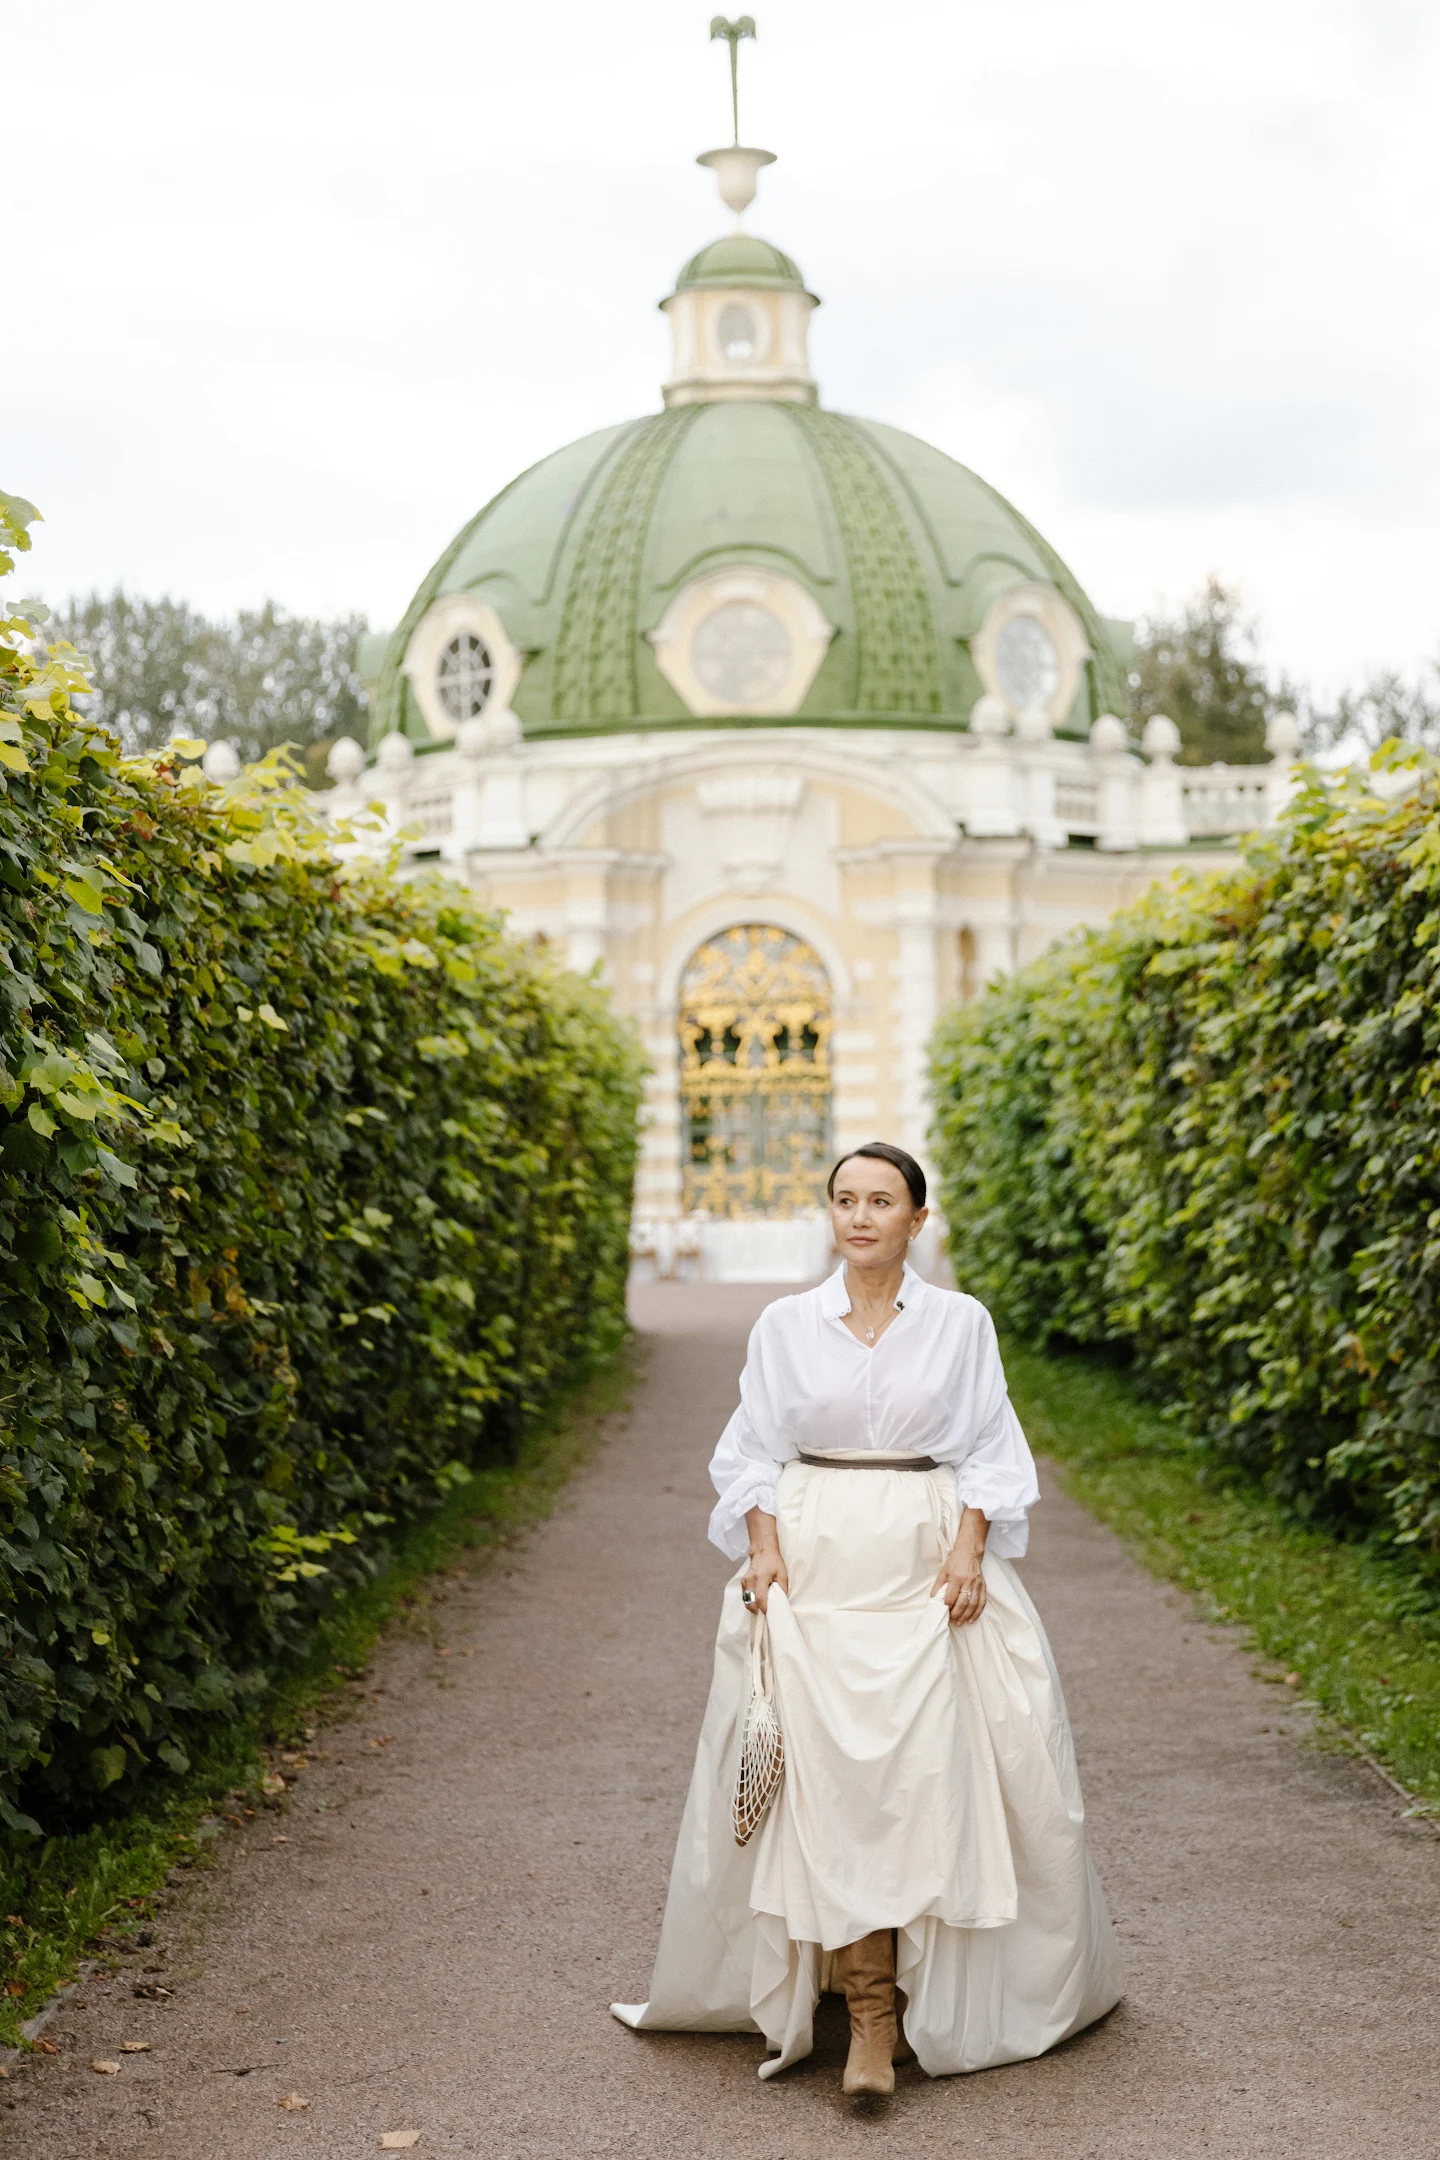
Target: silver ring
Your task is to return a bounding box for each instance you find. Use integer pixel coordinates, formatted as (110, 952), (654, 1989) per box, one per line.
(741, 1588), (756, 1607)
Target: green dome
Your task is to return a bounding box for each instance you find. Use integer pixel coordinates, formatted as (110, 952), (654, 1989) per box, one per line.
(675, 233), (808, 292)
(370, 403), (1130, 746)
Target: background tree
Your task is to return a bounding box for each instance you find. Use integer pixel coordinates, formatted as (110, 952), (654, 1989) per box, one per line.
(1305, 655), (1440, 758)
(45, 590), (368, 784)
(1129, 576), (1300, 767)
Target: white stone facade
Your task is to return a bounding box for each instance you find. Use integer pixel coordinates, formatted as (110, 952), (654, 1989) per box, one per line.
(325, 711), (1301, 1279)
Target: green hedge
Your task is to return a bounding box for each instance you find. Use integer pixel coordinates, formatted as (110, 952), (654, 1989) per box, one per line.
(0, 498), (643, 1832)
(932, 754), (1440, 1560)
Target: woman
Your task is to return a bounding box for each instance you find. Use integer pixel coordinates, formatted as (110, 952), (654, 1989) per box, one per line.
(613, 1142), (1122, 2094)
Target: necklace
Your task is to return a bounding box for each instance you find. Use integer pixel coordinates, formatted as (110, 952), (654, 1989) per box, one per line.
(864, 1325), (876, 1343)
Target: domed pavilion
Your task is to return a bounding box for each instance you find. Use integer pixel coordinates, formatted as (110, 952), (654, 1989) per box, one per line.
(333, 130), (1295, 1281)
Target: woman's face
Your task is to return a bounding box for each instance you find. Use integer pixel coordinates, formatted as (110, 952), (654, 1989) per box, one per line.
(829, 1156), (927, 1271)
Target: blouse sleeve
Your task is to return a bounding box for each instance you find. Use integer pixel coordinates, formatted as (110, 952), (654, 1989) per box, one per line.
(951, 1304), (1040, 1560)
(707, 1308), (796, 1561)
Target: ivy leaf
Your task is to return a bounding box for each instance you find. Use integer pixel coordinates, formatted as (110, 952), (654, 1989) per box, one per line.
(0, 1796), (41, 1837)
(90, 1745), (127, 1790)
(55, 1091), (102, 1122)
(22, 1051), (74, 1095)
(62, 873), (106, 914)
(14, 1219), (62, 1266)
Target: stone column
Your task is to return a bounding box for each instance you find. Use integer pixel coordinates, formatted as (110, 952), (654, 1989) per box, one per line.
(562, 858), (609, 977)
(891, 851), (944, 1165)
(1090, 713), (1139, 850)
(477, 764), (527, 850)
(1016, 698), (1063, 849)
(1139, 714), (1188, 846)
(971, 918), (1017, 986)
(443, 718), (486, 863)
(1265, 710), (1302, 824)
(637, 1021), (683, 1221)
(373, 731), (415, 841)
(324, 736), (367, 822)
(962, 696), (1022, 836)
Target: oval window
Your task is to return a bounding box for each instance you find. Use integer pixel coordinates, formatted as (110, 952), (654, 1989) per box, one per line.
(994, 615), (1060, 717)
(437, 631), (494, 721)
(717, 303), (758, 362)
(691, 601), (792, 708)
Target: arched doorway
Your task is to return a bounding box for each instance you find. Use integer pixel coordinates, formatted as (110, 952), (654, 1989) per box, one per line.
(677, 924), (832, 1217)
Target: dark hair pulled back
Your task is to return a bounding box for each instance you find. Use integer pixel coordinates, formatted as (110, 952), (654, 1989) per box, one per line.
(825, 1140), (927, 1210)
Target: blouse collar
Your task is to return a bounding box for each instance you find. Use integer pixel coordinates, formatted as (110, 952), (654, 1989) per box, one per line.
(819, 1258), (926, 1320)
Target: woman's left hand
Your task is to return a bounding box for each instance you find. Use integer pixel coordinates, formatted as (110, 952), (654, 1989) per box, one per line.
(931, 1517), (988, 1627)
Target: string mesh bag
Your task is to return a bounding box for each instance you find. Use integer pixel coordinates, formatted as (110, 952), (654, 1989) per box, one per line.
(732, 1611), (785, 1846)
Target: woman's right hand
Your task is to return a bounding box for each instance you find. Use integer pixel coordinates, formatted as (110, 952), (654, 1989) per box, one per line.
(742, 1507), (789, 1614)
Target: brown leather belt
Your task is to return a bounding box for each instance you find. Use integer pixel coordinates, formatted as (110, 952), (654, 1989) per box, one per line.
(797, 1452), (938, 1472)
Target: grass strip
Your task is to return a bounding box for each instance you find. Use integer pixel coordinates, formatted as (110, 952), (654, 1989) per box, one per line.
(0, 1346), (634, 2049)
(1005, 1341), (1440, 1814)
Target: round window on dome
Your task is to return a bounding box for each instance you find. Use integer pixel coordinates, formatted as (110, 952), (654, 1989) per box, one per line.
(691, 601), (792, 709)
(994, 615), (1060, 716)
(716, 303), (758, 363)
(437, 632), (494, 721)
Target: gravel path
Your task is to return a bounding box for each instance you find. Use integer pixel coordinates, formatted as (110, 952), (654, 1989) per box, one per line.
(8, 1280), (1440, 2159)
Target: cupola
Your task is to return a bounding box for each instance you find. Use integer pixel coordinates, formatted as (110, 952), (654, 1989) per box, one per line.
(661, 214), (819, 406)
(659, 36), (817, 408)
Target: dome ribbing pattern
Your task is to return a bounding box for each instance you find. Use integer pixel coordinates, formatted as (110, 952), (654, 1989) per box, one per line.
(369, 403), (1128, 746)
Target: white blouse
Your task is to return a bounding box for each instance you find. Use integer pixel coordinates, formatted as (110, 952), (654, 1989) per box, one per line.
(707, 1262), (1040, 1563)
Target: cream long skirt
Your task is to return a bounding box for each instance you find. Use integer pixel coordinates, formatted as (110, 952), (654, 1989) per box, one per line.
(612, 1456), (1123, 2079)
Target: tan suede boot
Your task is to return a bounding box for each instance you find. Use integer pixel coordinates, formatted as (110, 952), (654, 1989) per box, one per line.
(832, 1930), (898, 2097)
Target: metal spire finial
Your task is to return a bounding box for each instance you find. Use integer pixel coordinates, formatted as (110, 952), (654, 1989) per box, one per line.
(710, 16), (757, 147)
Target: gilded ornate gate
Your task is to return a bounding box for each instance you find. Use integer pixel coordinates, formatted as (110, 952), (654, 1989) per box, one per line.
(678, 925), (832, 1217)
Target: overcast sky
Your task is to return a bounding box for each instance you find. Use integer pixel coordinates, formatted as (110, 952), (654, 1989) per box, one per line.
(11, 0), (1438, 699)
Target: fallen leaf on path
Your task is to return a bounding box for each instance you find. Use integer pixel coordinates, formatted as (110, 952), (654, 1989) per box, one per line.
(261, 1773), (287, 1795)
(120, 2040), (151, 2053)
(379, 2135), (421, 2151)
(1284, 1672), (1301, 1687)
(91, 2059), (122, 2074)
(368, 1733), (396, 1750)
(278, 2092), (312, 2110)
(31, 2038), (57, 2054)
(271, 1835), (290, 1845)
